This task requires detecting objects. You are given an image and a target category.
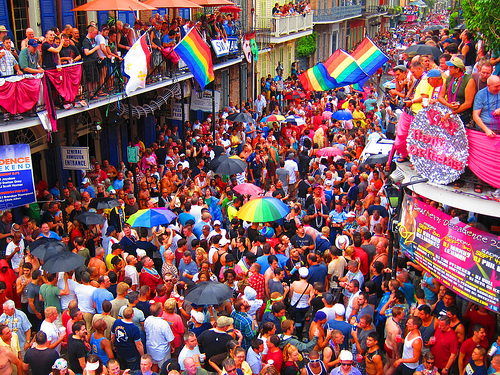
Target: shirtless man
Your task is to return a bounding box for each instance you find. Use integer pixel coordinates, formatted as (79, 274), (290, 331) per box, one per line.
(308, 311), (332, 352)
(0, 345), (22, 375)
(365, 332), (383, 375)
(384, 306), (404, 375)
(369, 224), (386, 248)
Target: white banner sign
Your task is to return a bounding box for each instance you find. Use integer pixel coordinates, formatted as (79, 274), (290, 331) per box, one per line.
(211, 39), (230, 57)
(169, 103), (190, 121)
(190, 90), (221, 112)
(61, 147), (90, 170)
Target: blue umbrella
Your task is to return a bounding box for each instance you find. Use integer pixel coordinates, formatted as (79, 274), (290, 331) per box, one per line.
(127, 208), (177, 227)
(332, 110), (353, 121)
(284, 115), (306, 126)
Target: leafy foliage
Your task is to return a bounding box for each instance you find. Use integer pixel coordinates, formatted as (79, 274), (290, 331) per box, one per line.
(297, 32), (317, 58)
(462, 0), (500, 50)
(449, 11), (459, 30)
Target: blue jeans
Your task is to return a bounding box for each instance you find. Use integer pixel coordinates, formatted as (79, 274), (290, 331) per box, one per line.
(117, 353), (140, 371)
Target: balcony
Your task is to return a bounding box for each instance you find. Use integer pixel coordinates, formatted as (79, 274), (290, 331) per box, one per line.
(362, 4), (388, 17)
(313, 5), (362, 23)
(256, 13), (314, 44)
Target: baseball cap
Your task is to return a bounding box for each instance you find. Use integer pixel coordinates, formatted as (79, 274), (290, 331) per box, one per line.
(225, 253), (235, 263)
(127, 193), (135, 199)
(191, 310), (205, 324)
(325, 180), (333, 186)
(246, 252), (256, 262)
(85, 361), (100, 372)
(334, 303), (346, 316)
(82, 178), (90, 184)
(346, 211), (356, 218)
(180, 153), (186, 157)
(426, 69), (442, 78)
(339, 350), (353, 361)
(219, 237), (229, 246)
(217, 316), (234, 328)
(393, 64), (407, 72)
(313, 310), (327, 322)
(105, 226), (116, 236)
(52, 359), (68, 371)
(136, 249), (147, 259)
(446, 57), (465, 70)
(109, 189), (116, 194)
(214, 220), (221, 226)
(444, 38), (455, 44)
(298, 267), (309, 278)
(28, 39), (39, 48)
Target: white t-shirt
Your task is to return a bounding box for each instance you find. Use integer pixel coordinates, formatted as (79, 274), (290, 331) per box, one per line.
(190, 206), (203, 223)
(58, 274), (77, 311)
(72, 282), (97, 314)
(95, 33), (108, 59)
(125, 265), (139, 287)
(284, 159), (299, 184)
(40, 320), (61, 353)
(178, 346), (201, 370)
(5, 241), (24, 271)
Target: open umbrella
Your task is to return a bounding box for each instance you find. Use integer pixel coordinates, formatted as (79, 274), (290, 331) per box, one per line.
(316, 146), (344, 157)
(42, 251), (86, 273)
(233, 183), (263, 196)
(185, 281), (233, 305)
(72, 0), (156, 11)
(75, 211), (106, 225)
(145, 0), (202, 7)
(284, 115), (306, 126)
(218, 5), (241, 12)
(88, 197), (120, 210)
(332, 110), (353, 121)
(403, 44), (442, 61)
(422, 25), (443, 32)
(454, 23), (467, 30)
(226, 112), (253, 123)
(29, 238), (66, 261)
(284, 90), (305, 100)
(236, 197), (290, 222)
(261, 114), (285, 123)
(192, 0), (235, 6)
(127, 208), (177, 227)
(215, 155), (248, 175)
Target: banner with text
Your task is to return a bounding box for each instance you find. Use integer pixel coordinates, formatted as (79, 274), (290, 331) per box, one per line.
(399, 195), (500, 312)
(61, 147), (90, 170)
(190, 90), (221, 112)
(211, 37), (239, 57)
(0, 144), (36, 210)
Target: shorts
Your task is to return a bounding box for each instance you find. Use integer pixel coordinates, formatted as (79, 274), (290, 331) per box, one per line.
(84, 60), (99, 83)
(288, 183), (296, 194)
(267, 161), (277, 176)
(384, 343), (395, 359)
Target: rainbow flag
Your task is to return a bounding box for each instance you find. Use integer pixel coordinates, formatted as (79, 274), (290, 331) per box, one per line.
(351, 37), (389, 77)
(298, 63), (338, 91)
(324, 49), (369, 86)
(174, 28), (214, 90)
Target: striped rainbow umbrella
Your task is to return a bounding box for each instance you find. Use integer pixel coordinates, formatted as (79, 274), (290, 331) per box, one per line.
(236, 197), (290, 223)
(127, 208), (177, 227)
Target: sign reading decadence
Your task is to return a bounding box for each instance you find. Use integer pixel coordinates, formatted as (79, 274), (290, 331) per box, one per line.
(407, 103), (468, 184)
(399, 195), (500, 312)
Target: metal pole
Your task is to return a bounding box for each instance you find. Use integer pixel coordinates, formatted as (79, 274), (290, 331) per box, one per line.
(53, 133), (68, 232)
(181, 82), (186, 147)
(212, 84), (216, 139)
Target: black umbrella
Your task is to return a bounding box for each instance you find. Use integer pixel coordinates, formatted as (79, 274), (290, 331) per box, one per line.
(214, 155), (248, 175)
(422, 25), (443, 32)
(29, 238), (66, 261)
(75, 211), (106, 225)
(226, 112), (253, 123)
(42, 251), (86, 273)
(88, 197), (120, 210)
(404, 44), (442, 61)
(454, 23), (466, 30)
(360, 153), (389, 169)
(185, 281), (234, 306)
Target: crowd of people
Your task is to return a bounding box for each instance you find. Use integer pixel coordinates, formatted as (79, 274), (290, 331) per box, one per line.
(0, 9), (500, 375)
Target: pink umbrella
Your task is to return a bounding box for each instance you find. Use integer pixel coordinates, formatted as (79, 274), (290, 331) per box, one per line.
(316, 147), (344, 157)
(233, 183), (264, 196)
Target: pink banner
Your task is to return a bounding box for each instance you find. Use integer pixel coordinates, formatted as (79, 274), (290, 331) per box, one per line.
(45, 64), (82, 103)
(0, 76), (41, 114)
(400, 195), (500, 312)
(466, 129), (500, 188)
(161, 47), (180, 64)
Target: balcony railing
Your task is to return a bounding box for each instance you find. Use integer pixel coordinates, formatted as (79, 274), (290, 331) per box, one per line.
(256, 13), (314, 39)
(313, 5), (362, 22)
(363, 4), (388, 14)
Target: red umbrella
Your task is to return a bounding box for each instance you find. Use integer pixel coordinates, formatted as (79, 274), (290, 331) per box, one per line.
(233, 183), (263, 196)
(218, 5), (241, 12)
(316, 147), (344, 157)
(72, 0), (156, 10)
(284, 90), (306, 100)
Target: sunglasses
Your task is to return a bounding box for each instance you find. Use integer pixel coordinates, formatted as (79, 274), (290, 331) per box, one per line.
(309, 359), (320, 363)
(340, 363), (352, 367)
(426, 361), (435, 365)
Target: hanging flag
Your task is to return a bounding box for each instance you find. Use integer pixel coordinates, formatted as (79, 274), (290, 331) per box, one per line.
(351, 37), (389, 77)
(124, 33), (151, 96)
(323, 49), (369, 86)
(174, 27), (214, 90)
(243, 32), (256, 63)
(298, 63), (338, 91)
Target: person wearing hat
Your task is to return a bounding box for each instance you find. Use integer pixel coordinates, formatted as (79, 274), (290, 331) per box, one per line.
(308, 310), (332, 351)
(329, 350), (362, 375)
(197, 316), (236, 372)
(438, 56), (476, 126)
(189, 310), (212, 337)
(18, 39), (43, 75)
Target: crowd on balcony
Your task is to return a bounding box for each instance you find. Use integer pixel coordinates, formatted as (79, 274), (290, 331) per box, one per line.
(271, 1), (312, 17)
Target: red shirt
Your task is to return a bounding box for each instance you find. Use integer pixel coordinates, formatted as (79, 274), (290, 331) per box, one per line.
(248, 272), (265, 300)
(353, 246), (369, 275)
(460, 337), (489, 367)
(267, 349), (284, 373)
(464, 309), (496, 343)
(431, 328), (459, 370)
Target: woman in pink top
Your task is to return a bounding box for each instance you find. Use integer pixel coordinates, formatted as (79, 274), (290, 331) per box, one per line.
(162, 298), (185, 356)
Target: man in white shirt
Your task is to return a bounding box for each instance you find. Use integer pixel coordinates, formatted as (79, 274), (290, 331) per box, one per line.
(125, 255), (140, 291)
(71, 271), (97, 331)
(144, 302), (174, 371)
(178, 331), (201, 370)
(284, 154), (299, 199)
(40, 307), (64, 354)
(5, 232), (24, 274)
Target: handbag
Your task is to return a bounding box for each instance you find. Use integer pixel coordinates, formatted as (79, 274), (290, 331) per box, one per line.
(286, 284), (309, 320)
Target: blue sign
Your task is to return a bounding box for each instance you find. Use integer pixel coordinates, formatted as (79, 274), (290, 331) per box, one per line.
(0, 144), (36, 210)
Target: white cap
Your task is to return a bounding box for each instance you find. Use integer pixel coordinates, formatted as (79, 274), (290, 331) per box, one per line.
(335, 235), (350, 250)
(82, 178), (90, 184)
(243, 286), (257, 301)
(346, 211), (356, 218)
(136, 249), (147, 259)
(334, 303), (345, 316)
(339, 350), (353, 361)
(191, 310), (205, 324)
(219, 237), (229, 246)
(298, 267), (309, 278)
(214, 220), (221, 226)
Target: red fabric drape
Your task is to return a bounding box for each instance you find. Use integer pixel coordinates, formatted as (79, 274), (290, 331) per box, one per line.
(45, 64), (82, 102)
(0, 76), (41, 114)
(43, 74), (57, 132)
(466, 129), (500, 188)
(161, 47), (180, 64)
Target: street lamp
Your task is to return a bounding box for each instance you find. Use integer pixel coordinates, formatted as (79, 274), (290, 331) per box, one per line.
(384, 170), (428, 277)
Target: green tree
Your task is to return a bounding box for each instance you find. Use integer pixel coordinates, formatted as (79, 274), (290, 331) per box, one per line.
(297, 32), (317, 58)
(462, 0), (500, 50)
